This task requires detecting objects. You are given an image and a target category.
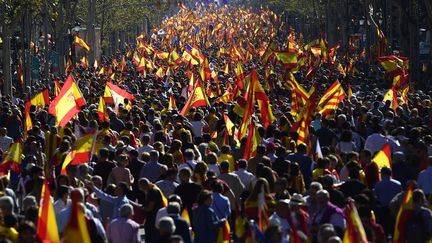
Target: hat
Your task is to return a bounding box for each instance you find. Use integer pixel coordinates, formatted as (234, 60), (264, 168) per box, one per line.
(288, 193), (305, 206)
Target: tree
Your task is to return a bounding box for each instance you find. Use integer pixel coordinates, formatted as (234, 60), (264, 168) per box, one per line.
(0, 0), (42, 96)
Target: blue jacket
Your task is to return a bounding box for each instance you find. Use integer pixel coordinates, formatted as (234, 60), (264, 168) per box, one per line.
(170, 214), (192, 243)
(192, 205), (224, 243)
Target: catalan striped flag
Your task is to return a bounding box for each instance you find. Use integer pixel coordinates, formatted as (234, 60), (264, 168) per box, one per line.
(318, 80), (346, 117)
(37, 180), (60, 243)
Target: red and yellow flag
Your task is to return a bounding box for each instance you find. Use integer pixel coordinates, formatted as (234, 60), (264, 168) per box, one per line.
(48, 75), (86, 127)
(62, 191), (91, 243)
(103, 82), (135, 108)
(243, 120), (260, 160)
(217, 220), (230, 243)
(37, 180), (60, 243)
(318, 80), (346, 117)
(30, 89), (50, 109)
(180, 81), (209, 116)
(383, 86), (399, 111)
(0, 142), (22, 173)
(168, 93), (177, 110)
(73, 35), (90, 52)
(71, 131), (97, 165)
(393, 182), (414, 243)
(54, 80), (62, 97)
(97, 96), (109, 122)
(372, 143), (391, 168)
(343, 200), (368, 243)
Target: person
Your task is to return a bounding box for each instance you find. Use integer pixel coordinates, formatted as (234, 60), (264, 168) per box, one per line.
(234, 159), (255, 192)
(178, 149), (197, 172)
(155, 168), (179, 197)
(287, 143), (314, 188)
(244, 178), (275, 221)
(338, 165), (366, 199)
(0, 128), (13, 152)
(90, 181), (131, 219)
(167, 202), (192, 243)
(269, 199), (291, 239)
(140, 150), (167, 183)
(174, 168), (202, 215)
(109, 154), (134, 186)
(93, 148), (117, 187)
(192, 190), (226, 243)
(287, 193), (310, 237)
(138, 178), (165, 243)
(404, 189), (432, 242)
(417, 156), (432, 198)
(218, 160), (244, 201)
(374, 167), (402, 207)
(217, 145), (235, 172)
(248, 145), (270, 174)
(211, 181), (231, 220)
(311, 190), (345, 238)
(53, 185), (70, 214)
(156, 216), (177, 243)
(107, 204), (140, 243)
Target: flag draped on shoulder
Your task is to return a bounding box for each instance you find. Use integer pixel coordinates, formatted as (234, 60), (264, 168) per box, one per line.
(48, 75), (86, 127)
(37, 180), (60, 243)
(62, 191), (91, 243)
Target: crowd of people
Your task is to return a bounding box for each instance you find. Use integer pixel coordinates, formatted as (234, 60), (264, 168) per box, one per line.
(0, 2), (431, 243)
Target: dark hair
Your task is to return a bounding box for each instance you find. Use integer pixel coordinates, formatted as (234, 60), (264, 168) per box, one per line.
(238, 159), (247, 169)
(56, 185), (69, 199)
(212, 181), (224, 193)
(196, 190), (212, 205)
(380, 166), (392, 176)
(219, 160), (230, 171)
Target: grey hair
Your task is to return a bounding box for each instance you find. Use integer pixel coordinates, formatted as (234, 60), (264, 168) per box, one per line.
(120, 204), (134, 218)
(158, 216), (176, 235)
(309, 182), (323, 192)
(22, 195), (37, 211)
(0, 196), (14, 213)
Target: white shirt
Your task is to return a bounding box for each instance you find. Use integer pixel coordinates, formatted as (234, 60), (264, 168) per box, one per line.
(137, 144), (154, 155)
(364, 133), (388, 154)
(234, 168), (255, 191)
(0, 135), (13, 152)
(418, 166), (432, 194)
(53, 199), (70, 214)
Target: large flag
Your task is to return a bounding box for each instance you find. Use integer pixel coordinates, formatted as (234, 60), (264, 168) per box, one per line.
(274, 51), (298, 70)
(103, 82), (135, 108)
(71, 131), (97, 165)
(372, 143), (391, 168)
(179, 81), (209, 116)
(393, 182), (414, 243)
(30, 89), (50, 109)
(37, 180), (60, 243)
(48, 75), (86, 127)
(62, 191), (91, 243)
(0, 142), (22, 173)
(343, 200), (368, 243)
(182, 44), (204, 65)
(73, 35), (90, 52)
(318, 80), (346, 117)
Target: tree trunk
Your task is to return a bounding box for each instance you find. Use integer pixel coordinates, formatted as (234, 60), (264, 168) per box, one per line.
(409, 0), (420, 85)
(2, 27), (13, 97)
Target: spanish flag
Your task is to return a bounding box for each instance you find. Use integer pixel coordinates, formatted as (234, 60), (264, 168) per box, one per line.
(253, 78), (274, 128)
(347, 84), (353, 99)
(103, 82), (135, 108)
(155, 67), (165, 79)
(48, 75), (86, 127)
(0, 142), (22, 173)
(24, 102), (33, 138)
(37, 180), (60, 243)
(73, 35), (90, 52)
(54, 80), (62, 97)
(149, 183), (168, 207)
(60, 152), (73, 175)
(180, 81), (209, 116)
(199, 58), (211, 81)
(181, 208), (191, 226)
(383, 86), (399, 111)
(31, 89), (50, 109)
(372, 143), (391, 168)
(71, 131), (97, 165)
(217, 220), (230, 243)
(393, 182), (414, 243)
(97, 96), (108, 122)
(343, 200), (368, 243)
(235, 62), (245, 90)
(274, 51), (298, 70)
(137, 56), (146, 72)
(168, 50), (182, 66)
(62, 191), (91, 243)
(243, 120), (260, 160)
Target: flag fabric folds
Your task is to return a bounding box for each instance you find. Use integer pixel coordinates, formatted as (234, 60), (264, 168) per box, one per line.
(71, 131), (97, 165)
(216, 220), (230, 243)
(48, 75), (86, 127)
(37, 180), (60, 243)
(103, 82), (135, 108)
(393, 182), (414, 243)
(0, 142), (22, 173)
(62, 191), (91, 243)
(73, 35), (90, 52)
(30, 89), (50, 109)
(372, 143), (391, 168)
(180, 81), (209, 116)
(343, 200), (368, 243)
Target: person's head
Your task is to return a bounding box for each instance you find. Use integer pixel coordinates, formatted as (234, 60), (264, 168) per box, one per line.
(359, 149), (372, 164)
(22, 196), (37, 211)
(238, 159), (247, 169)
(194, 162), (208, 176)
(264, 224), (283, 243)
(120, 204), (134, 218)
(99, 148), (109, 160)
(205, 152), (218, 165)
(0, 128), (6, 136)
(197, 189), (213, 206)
(297, 143), (307, 154)
(318, 223), (336, 243)
(308, 182), (323, 202)
(167, 194), (183, 208)
(178, 168), (192, 183)
(274, 199), (289, 218)
(316, 190), (330, 210)
(256, 145), (266, 156)
(56, 185), (70, 202)
(413, 189), (426, 207)
(158, 216), (176, 236)
(219, 160), (230, 173)
(115, 181), (129, 196)
(165, 168), (178, 181)
(380, 166), (392, 178)
(211, 181), (224, 194)
(166, 202), (181, 215)
(117, 154), (129, 167)
(141, 134), (151, 145)
(184, 149), (195, 161)
(221, 145), (231, 154)
(149, 150), (160, 162)
(0, 196), (14, 215)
